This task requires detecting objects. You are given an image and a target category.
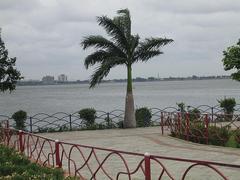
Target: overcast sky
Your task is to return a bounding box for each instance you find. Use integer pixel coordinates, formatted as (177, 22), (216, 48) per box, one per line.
(1, 0), (240, 81)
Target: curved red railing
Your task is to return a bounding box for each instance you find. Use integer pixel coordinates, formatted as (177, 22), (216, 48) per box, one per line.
(0, 125), (239, 179)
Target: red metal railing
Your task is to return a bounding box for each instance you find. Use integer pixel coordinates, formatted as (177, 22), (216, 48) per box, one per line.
(161, 112), (240, 145)
(0, 125), (240, 179)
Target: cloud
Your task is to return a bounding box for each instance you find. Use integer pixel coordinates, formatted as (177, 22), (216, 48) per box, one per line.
(145, 0), (240, 14)
(0, 0), (240, 80)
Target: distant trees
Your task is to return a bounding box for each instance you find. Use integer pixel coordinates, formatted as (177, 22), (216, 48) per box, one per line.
(222, 39), (240, 81)
(81, 9), (173, 128)
(0, 29), (22, 92)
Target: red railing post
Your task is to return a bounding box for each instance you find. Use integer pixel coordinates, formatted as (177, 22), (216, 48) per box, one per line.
(6, 120), (9, 129)
(19, 130), (24, 153)
(55, 140), (62, 168)
(177, 112), (181, 134)
(144, 152), (151, 180)
(185, 113), (190, 141)
(4, 122), (10, 145)
(161, 112), (164, 135)
(205, 114), (209, 144)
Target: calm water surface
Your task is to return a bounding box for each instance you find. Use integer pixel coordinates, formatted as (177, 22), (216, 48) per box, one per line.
(0, 79), (239, 115)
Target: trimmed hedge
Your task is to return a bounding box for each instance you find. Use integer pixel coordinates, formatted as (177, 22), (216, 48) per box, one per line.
(136, 107), (152, 127)
(79, 108), (96, 127)
(12, 110), (27, 130)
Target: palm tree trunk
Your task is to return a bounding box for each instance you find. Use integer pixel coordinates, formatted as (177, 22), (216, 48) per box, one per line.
(124, 65), (136, 128)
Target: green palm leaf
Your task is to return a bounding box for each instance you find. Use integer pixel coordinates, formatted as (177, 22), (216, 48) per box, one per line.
(90, 57), (125, 87)
(97, 16), (128, 52)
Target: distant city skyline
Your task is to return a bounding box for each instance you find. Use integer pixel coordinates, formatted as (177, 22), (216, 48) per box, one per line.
(1, 0), (240, 81)
(21, 74), (230, 82)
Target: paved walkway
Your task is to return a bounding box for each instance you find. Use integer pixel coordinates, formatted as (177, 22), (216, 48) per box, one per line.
(43, 127), (240, 179)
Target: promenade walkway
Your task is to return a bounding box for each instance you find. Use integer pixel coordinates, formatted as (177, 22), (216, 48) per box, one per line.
(43, 127), (240, 179)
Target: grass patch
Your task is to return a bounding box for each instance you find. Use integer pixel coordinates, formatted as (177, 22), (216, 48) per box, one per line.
(0, 144), (66, 179)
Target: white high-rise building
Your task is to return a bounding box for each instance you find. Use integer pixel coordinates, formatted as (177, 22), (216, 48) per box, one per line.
(58, 74), (67, 82)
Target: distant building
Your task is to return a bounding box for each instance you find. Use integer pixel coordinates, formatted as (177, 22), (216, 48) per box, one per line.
(58, 74), (67, 82)
(42, 75), (54, 84)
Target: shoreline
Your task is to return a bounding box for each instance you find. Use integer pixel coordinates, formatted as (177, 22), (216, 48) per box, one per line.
(17, 77), (231, 87)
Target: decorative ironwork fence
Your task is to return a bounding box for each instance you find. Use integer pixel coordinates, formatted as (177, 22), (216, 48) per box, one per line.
(0, 125), (239, 179)
(0, 110), (125, 133)
(1, 105), (240, 133)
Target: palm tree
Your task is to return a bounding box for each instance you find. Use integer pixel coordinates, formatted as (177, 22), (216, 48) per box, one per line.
(81, 9), (173, 128)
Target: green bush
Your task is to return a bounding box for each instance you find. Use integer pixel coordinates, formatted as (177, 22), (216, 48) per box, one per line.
(104, 117), (117, 129)
(85, 123), (97, 130)
(225, 134), (239, 148)
(79, 108), (96, 127)
(208, 126), (230, 146)
(172, 121), (236, 147)
(135, 107), (152, 127)
(188, 108), (201, 121)
(59, 125), (70, 132)
(117, 121), (124, 128)
(218, 97), (236, 121)
(12, 110), (27, 130)
(177, 102), (186, 113)
(38, 127), (57, 133)
(38, 125), (70, 133)
(188, 123), (206, 144)
(235, 130), (240, 144)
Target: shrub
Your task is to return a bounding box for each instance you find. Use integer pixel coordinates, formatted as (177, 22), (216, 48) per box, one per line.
(12, 110), (27, 130)
(188, 108), (200, 121)
(177, 102), (186, 113)
(104, 117), (116, 128)
(97, 123), (106, 130)
(208, 126), (230, 146)
(187, 123), (206, 144)
(85, 124), (97, 130)
(225, 134), (239, 148)
(218, 97), (236, 121)
(172, 119), (239, 148)
(79, 108), (96, 127)
(235, 130), (240, 144)
(117, 121), (124, 128)
(59, 125), (70, 132)
(135, 107), (152, 127)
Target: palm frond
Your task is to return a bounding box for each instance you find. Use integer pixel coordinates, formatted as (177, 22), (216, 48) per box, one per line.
(130, 35), (140, 55)
(89, 57), (125, 88)
(117, 9), (130, 16)
(96, 16), (128, 52)
(81, 35), (126, 58)
(81, 35), (115, 50)
(133, 37), (173, 62)
(116, 9), (131, 39)
(90, 65), (110, 88)
(138, 38), (173, 51)
(134, 50), (163, 62)
(84, 50), (110, 69)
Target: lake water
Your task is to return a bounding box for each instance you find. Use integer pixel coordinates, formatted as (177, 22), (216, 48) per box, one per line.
(0, 79), (239, 116)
